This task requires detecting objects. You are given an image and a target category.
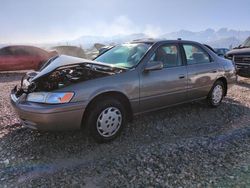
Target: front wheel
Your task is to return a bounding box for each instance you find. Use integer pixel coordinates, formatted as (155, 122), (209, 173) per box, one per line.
(207, 80), (225, 107)
(85, 98), (127, 143)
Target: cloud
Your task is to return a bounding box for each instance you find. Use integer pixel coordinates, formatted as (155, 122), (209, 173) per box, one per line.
(101, 15), (140, 36)
(1, 15), (163, 43)
(74, 15), (162, 38)
(144, 24), (163, 37)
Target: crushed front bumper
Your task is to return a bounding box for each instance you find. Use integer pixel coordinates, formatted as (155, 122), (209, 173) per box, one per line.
(10, 87), (86, 131)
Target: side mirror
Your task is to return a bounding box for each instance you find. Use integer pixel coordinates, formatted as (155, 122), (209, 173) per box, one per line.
(144, 61), (163, 72)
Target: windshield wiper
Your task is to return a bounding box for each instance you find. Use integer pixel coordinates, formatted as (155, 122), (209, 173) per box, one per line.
(115, 65), (130, 69)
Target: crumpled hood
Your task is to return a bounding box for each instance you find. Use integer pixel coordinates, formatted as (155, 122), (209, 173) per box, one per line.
(31, 55), (119, 81)
(227, 47), (250, 56)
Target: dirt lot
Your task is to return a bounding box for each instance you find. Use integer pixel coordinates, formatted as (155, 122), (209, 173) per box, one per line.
(0, 72), (250, 187)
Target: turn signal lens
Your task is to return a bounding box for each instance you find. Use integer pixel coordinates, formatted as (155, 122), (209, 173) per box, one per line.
(46, 92), (74, 104)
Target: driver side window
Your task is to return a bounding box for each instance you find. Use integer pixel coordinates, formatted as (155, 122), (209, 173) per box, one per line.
(150, 44), (182, 68)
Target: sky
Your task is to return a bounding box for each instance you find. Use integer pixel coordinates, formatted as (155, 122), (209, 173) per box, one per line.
(0, 0), (250, 43)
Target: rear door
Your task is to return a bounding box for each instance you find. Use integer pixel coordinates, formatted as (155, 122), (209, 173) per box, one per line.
(181, 43), (218, 100)
(139, 43), (188, 111)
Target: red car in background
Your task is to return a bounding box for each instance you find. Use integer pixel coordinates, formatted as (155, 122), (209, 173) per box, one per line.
(0, 45), (57, 71)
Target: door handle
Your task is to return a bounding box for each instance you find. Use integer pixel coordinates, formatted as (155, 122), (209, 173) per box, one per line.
(179, 75), (185, 79)
(211, 70), (217, 73)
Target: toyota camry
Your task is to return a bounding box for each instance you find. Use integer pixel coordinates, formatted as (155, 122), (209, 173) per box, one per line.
(11, 39), (236, 142)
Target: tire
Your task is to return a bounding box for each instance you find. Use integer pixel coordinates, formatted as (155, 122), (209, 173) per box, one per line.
(85, 97), (127, 143)
(207, 80), (225, 108)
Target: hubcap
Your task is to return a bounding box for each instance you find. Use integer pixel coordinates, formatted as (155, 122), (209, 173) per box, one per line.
(96, 107), (122, 137)
(212, 85), (223, 104)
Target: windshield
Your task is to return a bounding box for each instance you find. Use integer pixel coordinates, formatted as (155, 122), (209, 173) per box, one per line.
(94, 43), (151, 68)
(242, 37), (250, 47)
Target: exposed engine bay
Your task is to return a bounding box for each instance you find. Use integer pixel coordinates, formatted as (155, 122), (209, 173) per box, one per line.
(34, 64), (117, 91)
(15, 63), (124, 97)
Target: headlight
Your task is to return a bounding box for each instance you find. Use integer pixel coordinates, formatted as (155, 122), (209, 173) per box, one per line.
(27, 92), (74, 104)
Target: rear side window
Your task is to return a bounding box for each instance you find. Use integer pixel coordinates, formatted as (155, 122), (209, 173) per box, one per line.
(150, 44), (182, 68)
(13, 48), (31, 56)
(183, 44), (211, 65)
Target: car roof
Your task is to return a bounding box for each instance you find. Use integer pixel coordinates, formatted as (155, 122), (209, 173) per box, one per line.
(130, 38), (202, 45)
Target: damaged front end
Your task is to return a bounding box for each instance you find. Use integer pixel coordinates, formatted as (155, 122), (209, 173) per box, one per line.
(13, 55), (125, 99)
(10, 55), (127, 130)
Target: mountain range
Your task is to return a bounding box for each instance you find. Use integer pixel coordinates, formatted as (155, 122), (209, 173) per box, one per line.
(1, 28), (249, 50)
(68, 28), (250, 49)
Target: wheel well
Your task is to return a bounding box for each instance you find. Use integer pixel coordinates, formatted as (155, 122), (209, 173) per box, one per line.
(217, 77), (228, 96)
(81, 91), (133, 128)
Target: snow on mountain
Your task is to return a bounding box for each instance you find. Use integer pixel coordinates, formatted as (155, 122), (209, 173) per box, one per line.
(161, 28), (250, 48)
(207, 37), (242, 48)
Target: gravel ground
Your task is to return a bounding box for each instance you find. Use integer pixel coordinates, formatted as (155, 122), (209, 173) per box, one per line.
(0, 72), (250, 187)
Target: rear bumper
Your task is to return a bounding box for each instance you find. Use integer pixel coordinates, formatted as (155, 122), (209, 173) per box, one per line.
(10, 90), (86, 131)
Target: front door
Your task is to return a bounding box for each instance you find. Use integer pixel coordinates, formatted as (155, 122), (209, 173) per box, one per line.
(139, 43), (188, 112)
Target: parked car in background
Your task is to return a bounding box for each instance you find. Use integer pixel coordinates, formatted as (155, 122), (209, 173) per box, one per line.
(225, 37), (250, 77)
(0, 45), (57, 71)
(11, 39), (236, 142)
(50, 46), (86, 58)
(214, 48), (229, 57)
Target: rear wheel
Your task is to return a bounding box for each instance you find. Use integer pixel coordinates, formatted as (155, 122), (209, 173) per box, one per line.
(207, 80), (225, 107)
(85, 98), (127, 143)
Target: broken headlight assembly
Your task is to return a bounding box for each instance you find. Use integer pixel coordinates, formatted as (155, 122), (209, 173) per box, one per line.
(26, 92), (74, 104)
